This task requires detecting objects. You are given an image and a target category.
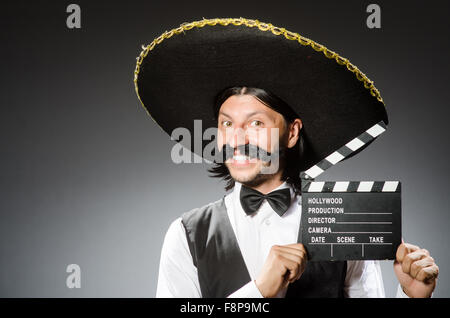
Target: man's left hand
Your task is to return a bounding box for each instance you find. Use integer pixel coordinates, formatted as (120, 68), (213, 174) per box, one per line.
(394, 242), (439, 298)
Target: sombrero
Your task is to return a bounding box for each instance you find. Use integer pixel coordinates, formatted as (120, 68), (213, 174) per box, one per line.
(134, 17), (388, 172)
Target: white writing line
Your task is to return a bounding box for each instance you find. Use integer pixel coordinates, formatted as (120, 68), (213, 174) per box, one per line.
(344, 213), (392, 215)
(309, 243), (393, 245)
(336, 222), (392, 224)
(332, 232), (392, 234)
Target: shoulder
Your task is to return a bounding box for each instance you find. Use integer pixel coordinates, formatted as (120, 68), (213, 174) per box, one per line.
(162, 217), (186, 250)
(181, 197), (226, 230)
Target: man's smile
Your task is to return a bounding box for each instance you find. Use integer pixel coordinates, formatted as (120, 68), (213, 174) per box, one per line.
(226, 153), (259, 167)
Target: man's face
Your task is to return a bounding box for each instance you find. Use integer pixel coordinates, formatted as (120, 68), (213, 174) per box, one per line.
(217, 95), (288, 185)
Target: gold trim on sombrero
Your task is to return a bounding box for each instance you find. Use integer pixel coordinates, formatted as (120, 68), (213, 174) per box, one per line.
(134, 17), (385, 125)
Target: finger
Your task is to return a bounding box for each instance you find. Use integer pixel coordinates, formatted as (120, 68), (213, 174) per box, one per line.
(277, 247), (307, 262)
(396, 243), (421, 262)
(277, 250), (304, 265)
(282, 272), (290, 289)
(281, 253), (306, 282)
(295, 260), (306, 281)
(278, 255), (300, 282)
(272, 245), (307, 282)
(410, 257), (435, 279)
(277, 244), (307, 258)
(284, 243), (307, 253)
(401, 249), (429, 274)
(273, 248), (307, 267)
(286, 245), (308, 279)
(278, 254), (307, 283)
(270, 245), (303, 269)
(416, 264), (439, 283)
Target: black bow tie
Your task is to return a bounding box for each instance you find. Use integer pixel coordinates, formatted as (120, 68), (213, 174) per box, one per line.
(240, 185), (291, 217)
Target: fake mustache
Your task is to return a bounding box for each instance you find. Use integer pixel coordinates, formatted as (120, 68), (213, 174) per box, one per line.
(216, 143), (284, 163)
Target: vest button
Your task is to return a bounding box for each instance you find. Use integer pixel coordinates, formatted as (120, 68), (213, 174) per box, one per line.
(265, 219), (271, 226)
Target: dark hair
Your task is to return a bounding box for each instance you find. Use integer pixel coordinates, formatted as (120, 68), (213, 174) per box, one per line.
(208, 86), (304, 194)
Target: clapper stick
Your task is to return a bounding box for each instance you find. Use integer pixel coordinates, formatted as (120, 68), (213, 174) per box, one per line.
(299, 120), (402, 261)
(302, 121), (387, 180)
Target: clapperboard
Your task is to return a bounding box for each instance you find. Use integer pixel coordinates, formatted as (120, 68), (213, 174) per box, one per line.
(300, 121), (402, 261)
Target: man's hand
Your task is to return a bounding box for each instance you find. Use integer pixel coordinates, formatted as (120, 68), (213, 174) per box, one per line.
(255, 243), (307, 298)
(394, 242), (439, 298)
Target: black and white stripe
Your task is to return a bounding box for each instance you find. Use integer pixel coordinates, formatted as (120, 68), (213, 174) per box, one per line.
(302, 180), (401, 193)
(303, 121), (387, 179)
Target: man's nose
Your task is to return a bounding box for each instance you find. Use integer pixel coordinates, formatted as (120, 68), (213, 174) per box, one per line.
(227, 127), (248, 149)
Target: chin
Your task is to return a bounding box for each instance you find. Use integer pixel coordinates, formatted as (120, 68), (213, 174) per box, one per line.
(226, 164), (261, 184)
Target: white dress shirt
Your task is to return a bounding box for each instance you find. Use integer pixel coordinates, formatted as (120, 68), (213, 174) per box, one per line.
(156, 181), (409, 298)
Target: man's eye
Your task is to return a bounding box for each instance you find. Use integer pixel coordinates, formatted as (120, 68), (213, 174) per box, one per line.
(222, 121), (232, 127)
(250, 120), (263, 127)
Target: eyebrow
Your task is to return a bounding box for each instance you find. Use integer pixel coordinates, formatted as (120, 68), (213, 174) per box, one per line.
(218, 110), (267, 119)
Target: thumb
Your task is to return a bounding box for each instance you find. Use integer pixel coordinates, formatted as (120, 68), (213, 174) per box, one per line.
(282, 272), (291, 288)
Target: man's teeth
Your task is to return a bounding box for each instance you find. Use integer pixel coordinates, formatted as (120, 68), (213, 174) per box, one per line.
(233, 155), (250, 161)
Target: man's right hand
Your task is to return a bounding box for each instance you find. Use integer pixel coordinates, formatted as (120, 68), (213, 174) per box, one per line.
(255, 243), (307, 298)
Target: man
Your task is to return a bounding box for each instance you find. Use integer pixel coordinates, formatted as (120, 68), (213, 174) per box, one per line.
(156, 86), (438, 298)
(133, 18), (439, 298)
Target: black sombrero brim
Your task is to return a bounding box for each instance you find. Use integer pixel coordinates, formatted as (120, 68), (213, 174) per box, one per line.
(134, 18), (388, 171)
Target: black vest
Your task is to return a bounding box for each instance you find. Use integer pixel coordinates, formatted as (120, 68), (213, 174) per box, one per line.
(181, 197), (347, 298)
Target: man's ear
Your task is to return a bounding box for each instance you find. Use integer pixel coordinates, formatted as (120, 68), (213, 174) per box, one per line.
(286, 118), (302, 149)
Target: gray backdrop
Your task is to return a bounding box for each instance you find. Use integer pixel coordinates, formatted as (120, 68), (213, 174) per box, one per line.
(1, 0), (449, 297)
